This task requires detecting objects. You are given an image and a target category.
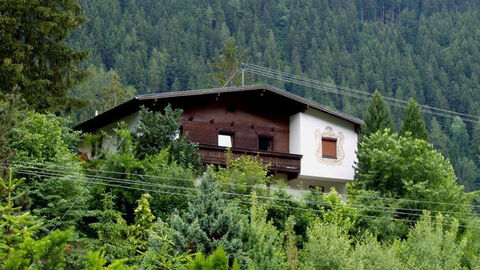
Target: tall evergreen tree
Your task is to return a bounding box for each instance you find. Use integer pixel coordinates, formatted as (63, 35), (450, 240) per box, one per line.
(0, 0), (88, 112)
(361, 91), (394, 138)
(400, 98), (429, 140)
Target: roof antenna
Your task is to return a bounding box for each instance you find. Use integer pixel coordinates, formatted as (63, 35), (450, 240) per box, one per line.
(241, 63), (245, 87)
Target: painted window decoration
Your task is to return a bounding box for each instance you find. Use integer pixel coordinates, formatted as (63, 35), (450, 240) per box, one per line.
(218, 132), (233, 147)
(315, 127), (345, 165)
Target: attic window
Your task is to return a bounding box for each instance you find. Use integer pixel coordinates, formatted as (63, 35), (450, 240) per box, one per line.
(258, 136), (273, 151)
(322, 137), (337, 159)
(218, 131), (233, 148)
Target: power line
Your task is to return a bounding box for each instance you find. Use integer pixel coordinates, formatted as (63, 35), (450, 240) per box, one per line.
(7, 161), (480, 210)
(48, 136), (127, 234)
(15, 168), (480, 230)
(11, 166), (480, 221)
(244, 63), (480, 123)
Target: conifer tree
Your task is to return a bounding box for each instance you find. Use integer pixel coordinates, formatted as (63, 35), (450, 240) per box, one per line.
(129, 193), (156, 254)
(400, 98), (429, 140)
(169, 170), (246, 262)
(430, 117), (449, 157)
(0, 0), (88, 112)
(361, 91), (394, 138)
(0, 169), (71, 269)
(90, 193), (134, 264)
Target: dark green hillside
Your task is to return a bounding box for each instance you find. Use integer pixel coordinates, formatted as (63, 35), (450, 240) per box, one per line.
(69, 0), (480, 190)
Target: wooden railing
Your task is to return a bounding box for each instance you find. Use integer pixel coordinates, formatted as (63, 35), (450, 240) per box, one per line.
(198, 144), (302, 175)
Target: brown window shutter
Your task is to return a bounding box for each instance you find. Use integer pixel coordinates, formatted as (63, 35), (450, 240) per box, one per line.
(322, 138), (337, 158)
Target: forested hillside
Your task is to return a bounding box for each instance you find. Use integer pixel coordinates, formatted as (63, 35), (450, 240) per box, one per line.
(69, 0), (480, 190)
(2, 0), (480, 268)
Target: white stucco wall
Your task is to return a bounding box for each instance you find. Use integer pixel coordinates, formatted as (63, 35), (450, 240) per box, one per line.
(78, 112), (140, 157)
(289, 108), (358, 183)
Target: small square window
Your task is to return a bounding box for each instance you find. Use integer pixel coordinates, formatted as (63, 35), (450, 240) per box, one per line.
(258, 136), (273, 151)
(322, 137), (337, 159)
(218, 132), (233, 148)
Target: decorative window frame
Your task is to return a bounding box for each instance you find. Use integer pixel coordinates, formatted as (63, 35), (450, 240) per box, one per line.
(314, 127), (345, 165)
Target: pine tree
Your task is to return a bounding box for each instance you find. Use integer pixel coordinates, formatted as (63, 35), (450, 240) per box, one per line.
(361, 91), (394, 138)
(400, 98), (429, 140)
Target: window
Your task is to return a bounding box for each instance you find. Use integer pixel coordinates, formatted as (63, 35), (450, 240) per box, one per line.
(258, 136), (273, 151)
(322, 137), (337, 159)
(218, 132), (233, 148)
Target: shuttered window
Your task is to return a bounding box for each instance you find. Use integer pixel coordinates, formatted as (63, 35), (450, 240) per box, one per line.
(322, 138), (337, 159)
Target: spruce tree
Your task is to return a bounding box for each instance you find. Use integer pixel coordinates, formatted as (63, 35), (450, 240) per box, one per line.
(0, 0), (88, 112)
(400, 98), (429, 141)
(169, 170), (246, 262)
(90, 193), (134, 264)
(361, 91), (394, 138)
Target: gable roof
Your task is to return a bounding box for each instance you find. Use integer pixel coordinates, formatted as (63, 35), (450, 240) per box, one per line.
(74, 84), (364, 133)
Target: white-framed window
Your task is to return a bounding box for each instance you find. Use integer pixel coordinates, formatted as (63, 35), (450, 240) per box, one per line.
(218, 132), (233, 148)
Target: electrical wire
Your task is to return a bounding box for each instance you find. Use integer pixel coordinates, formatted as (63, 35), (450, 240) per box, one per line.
(6, 160), (480, 211)
(14, 168), (480, 230)
(12, 166), (480, 223)
(244, 63), (480, 123)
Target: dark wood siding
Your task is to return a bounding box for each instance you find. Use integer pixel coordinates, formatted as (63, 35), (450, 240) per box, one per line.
(179, 92), (292, 153)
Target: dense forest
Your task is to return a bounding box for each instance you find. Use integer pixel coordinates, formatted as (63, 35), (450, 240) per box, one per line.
(69, 0), (480, 191)
(2, 0), (480, 269)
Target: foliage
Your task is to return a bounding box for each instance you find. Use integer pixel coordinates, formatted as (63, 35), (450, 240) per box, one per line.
(303, 188), (357, 233)
(93, 123), (195, 222)
(69, 65), (137, 123)
(0, 93), (23, 167)
(243, 195), (286, 269)
(84, 250), (133, 270)
(400, 98), (429, 140)
(0, 169), (72, 270)
(188, 246), (231, 270)
(89, 193), (134, 264)
(135, 106), (201, 169)
(10, 111), (89, 232)
(70, 0), (480, 187)
(355, 130), (474, 220)
(101, 71), (136, 111)
(0, 0), (88, 112)
(284, 216), (298, 270)
(169, 171), (246, 263)
(141, 220), (193, 270)
(299, 220), (351, 270)
(128, 193), (155, 255)
(361, 91), (394, 138)
(209, 38), (249, 87)
(395, 214), (466, 270)
(215, 150), (271, 196)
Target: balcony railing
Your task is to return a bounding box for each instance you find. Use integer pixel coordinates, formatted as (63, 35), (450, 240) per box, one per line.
(198, 144), (302, 177)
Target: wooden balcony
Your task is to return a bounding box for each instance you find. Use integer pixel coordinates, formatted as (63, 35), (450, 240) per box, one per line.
(198, 144), (302, 178)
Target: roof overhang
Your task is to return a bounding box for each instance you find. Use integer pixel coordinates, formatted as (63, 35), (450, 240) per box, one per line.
(74, 84), (364, 133)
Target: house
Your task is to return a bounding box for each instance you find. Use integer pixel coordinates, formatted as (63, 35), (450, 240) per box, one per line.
(74, 85), (363, 197)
